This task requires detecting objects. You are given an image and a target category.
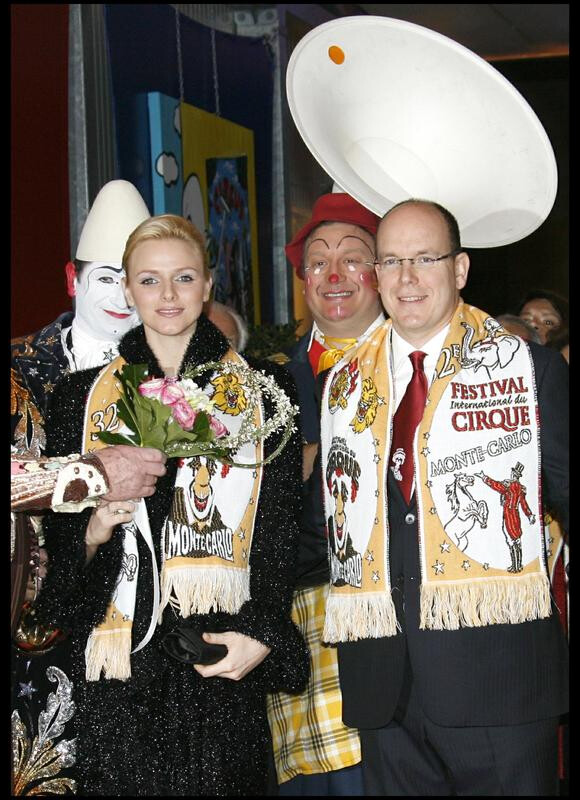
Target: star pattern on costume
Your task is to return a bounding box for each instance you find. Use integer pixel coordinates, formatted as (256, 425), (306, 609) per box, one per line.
(252, 470), (258, 478)
(18, 681), (38, 699)
(461, 560), (471, 571)
(374, 516), (379, 525)
(432, 560), (445, 575)
(103, 348), (115, 362)
(421, 447), (430, 456)
(547, 549), (553, 558)
(365, 550), (374, 564)
(374, 489), (380, 498)
(425, 480), (433, 489)
(43, 335), (58, 346)
(241, 548), (247, 560)
(440, 541), (451, 553)
(371, 570), (380, 583)
(374, 438), (381, 447)
(423, 432), (430, 440)
(42, 380), (55, 394)
(238, 529), (246, 541)
(373, 453), (381, 463)
(429, 507), (437, 515)
(548, 536), (555, 545)
(28, 367), (38, 376)
(483, 562), (490, 571)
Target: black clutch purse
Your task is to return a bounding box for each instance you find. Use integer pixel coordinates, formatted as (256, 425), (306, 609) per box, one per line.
(161, 624), (228, 666)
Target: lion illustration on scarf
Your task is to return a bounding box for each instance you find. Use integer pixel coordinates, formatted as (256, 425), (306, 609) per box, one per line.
(350, 377), (381, 433)
(210, 372), (248, 416)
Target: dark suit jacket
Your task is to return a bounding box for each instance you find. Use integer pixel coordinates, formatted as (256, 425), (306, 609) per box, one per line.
(286, 330), (329, 589)
(337, 341), (569, 728)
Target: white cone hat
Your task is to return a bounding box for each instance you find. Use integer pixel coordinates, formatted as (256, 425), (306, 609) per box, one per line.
(75, 180), (150, 262)
(287, 16), (557, 248)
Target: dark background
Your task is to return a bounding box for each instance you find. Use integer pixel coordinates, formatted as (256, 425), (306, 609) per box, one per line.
(462, 56), (568, 317)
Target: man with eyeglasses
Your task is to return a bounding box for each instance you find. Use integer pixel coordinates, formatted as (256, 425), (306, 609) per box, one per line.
(266, 193), (384, 796)
(321, 199), (568, 795)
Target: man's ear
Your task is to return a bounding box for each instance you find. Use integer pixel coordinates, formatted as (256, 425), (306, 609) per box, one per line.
(454, 252), (470, 290)
(65, 261), (77, 298)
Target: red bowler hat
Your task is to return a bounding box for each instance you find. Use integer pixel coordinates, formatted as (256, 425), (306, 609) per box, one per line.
(285, 193), (380, 278)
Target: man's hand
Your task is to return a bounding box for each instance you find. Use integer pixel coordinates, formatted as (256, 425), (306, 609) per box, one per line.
(193, 631), (271, 681)
(96, 446), (167, 501)
(302, 442), (319, 483)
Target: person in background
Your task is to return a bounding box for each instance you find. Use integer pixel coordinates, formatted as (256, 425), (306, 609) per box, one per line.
(516, 292), (569, 791)
(322, 199), (568, 796)
(205, 298), (249, 351)
(267, 193), (384, 796)
(546, 325), (569, 364)
(517, 289), (568, 346)
(12, 180), (150, 419)
(495, 313), (542, 344)
(11, 180), (151, 796)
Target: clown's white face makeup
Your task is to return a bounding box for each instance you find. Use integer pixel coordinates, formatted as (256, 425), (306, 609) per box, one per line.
(302, 222), (381, 338)
(74, 262), (139, 340)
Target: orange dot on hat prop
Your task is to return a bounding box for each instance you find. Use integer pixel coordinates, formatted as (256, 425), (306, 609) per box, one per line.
(328, 45), (345, 64)
(285, 193), (380, 278)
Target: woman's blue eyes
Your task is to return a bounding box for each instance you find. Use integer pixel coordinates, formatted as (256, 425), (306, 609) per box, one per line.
(139, 274), (195, 285)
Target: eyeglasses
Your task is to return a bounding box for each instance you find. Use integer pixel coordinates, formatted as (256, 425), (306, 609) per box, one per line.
(303, 256), (376, 276)
(374, 249), (461, 271)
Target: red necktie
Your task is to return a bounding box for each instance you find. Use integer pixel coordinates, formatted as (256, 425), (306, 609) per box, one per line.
(389, 351), (428, 504)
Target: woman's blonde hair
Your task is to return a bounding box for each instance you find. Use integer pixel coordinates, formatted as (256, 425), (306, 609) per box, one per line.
(123, 214), (209, 279)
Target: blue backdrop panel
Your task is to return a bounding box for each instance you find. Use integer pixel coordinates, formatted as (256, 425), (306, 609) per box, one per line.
(148, 92), (183, 215)
(104, 4), (275, 321)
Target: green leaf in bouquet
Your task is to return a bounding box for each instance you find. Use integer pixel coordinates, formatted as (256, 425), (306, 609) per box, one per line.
(118, 364), (150, 390)
(115, 396), (143, 446)
(190, 411), (211, 439)
(97, 430), (140, 447)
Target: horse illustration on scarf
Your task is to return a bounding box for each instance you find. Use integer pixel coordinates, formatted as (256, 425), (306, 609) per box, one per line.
(444, 473), (489, 551)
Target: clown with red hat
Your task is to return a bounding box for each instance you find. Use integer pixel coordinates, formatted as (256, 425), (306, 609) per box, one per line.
(267, 192), (385, 795)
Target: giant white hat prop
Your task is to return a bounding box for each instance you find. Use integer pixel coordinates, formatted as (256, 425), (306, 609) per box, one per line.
(76, 180), (151, 262)
(287, 16), (557, 248)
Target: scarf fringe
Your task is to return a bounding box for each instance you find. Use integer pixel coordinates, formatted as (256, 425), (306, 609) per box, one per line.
(85, 629), (132, 682)
(420, 573), (551, 630)
(323, 592), (400, 643)
(159, 566), (250, 618)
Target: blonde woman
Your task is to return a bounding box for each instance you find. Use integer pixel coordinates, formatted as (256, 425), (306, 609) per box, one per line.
(35, 215), (308, 796)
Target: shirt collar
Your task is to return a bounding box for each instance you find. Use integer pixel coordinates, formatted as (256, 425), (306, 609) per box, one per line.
(309, 313), (386, 351)
(391, 324), (450, 378)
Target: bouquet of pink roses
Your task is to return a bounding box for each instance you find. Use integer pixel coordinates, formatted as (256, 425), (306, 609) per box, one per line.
(97, 362), (297, 466)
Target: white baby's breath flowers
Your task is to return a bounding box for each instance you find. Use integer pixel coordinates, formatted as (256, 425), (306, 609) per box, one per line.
(166, 360), (299, 467)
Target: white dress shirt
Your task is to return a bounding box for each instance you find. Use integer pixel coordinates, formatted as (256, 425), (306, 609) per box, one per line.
(390, 324), (450, 412)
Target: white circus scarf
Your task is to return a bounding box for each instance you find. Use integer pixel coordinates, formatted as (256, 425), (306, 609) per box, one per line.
(81, 351), (262, 680)
(321, 302), (551, 642)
